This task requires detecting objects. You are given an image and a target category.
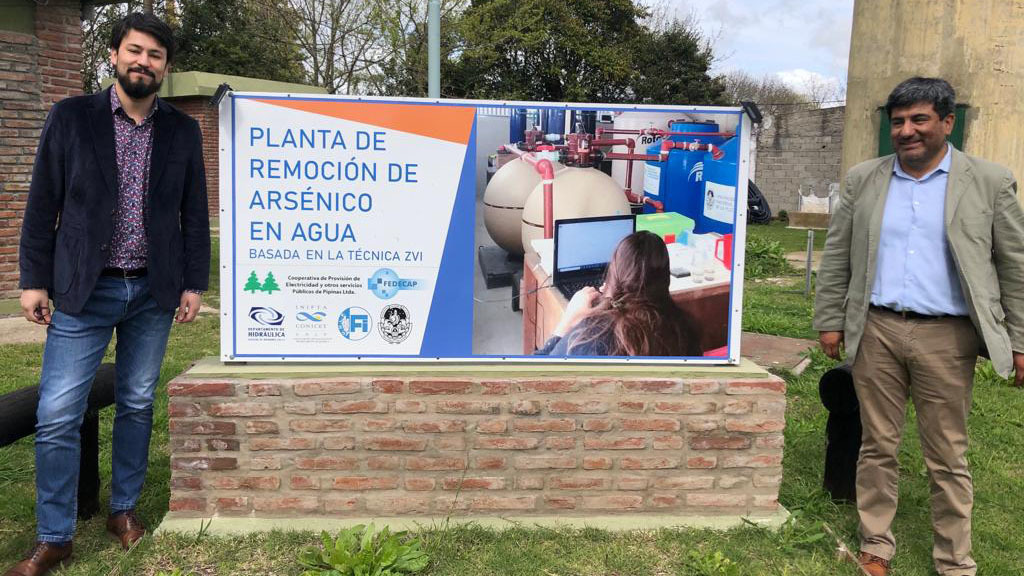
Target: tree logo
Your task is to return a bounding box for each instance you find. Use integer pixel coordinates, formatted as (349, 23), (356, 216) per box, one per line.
(243, 270), (281, 294)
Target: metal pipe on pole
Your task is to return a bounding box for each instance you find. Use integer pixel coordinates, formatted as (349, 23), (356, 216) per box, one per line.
(428, 0), (440, 98)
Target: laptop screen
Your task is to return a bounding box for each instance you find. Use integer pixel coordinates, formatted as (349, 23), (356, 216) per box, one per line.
(554, 215), (636, 276)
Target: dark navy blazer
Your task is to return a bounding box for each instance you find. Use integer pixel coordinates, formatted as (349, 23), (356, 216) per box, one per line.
(19, 88), (210, 314)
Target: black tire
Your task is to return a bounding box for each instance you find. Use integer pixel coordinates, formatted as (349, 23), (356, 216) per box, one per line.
(747, 180), (772, 225)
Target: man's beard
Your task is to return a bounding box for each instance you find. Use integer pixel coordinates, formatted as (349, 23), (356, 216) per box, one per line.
(116, 67), (162, 100)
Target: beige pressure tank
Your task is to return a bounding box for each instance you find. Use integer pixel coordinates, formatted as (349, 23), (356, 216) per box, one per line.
(483, 157), (565, 255)
(521, 167), (631, 252)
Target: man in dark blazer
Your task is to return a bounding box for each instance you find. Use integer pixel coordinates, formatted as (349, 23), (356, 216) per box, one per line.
(8, 13), (209, 576)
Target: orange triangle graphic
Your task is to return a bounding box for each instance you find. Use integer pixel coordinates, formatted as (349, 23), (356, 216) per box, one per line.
(252, 99), (476, 145)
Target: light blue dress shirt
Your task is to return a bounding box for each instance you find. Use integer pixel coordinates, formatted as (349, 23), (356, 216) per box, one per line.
(870, 144), (968, 316)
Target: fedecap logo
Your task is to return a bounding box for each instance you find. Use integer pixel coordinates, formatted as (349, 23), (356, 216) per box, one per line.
(367, 268), (423, 300)
(338, 307), (372, 341)
(249, 307), (284, 326)
(379, 304), (412, 343)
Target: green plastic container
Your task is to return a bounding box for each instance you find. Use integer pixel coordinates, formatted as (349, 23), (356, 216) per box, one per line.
(636, 212), (695, 240)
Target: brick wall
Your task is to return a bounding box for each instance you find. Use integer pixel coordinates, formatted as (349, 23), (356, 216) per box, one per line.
(166, 371), (786, 519)
(171, 97), (220, 219)
(755, 106), (845, 215)
(0, 0), (82, 298)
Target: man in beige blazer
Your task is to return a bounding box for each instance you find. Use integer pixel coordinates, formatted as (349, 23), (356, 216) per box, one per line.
(815, 77), (1024, 576)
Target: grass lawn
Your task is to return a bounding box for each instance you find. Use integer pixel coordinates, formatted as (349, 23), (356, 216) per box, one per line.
(746, 221), (827, 253)
(2, 229), (1023, 575)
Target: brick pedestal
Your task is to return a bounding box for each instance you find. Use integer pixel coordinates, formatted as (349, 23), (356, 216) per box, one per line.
(165, 359), (786, 529)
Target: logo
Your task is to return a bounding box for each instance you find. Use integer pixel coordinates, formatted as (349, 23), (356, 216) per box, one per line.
(249, 307), (284, 326)
(379, 304), (412, 343)
(367, 268), (422, 300)
(243, 270), (281, 294)
(296, 311), (326, 322)
(688, 161), (704, 182)
(294, 304), (331, 343)
(338, 307), (372, 341)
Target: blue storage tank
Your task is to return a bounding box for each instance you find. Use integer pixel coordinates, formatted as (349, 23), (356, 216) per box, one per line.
(696, 136), (739, 235)
(509, 108), (527, 144)
(642, 121), (723, 216)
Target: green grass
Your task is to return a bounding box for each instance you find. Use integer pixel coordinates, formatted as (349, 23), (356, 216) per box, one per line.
(747, 221), (826, 253)
(2, 229), (1023, 574)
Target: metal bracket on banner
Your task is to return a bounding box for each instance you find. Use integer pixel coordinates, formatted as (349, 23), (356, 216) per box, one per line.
(209, 83), (233, 108)
(740, 101), (763, 125)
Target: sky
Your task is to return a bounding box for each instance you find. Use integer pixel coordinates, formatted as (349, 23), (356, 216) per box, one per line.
(653, 0), (855, 100)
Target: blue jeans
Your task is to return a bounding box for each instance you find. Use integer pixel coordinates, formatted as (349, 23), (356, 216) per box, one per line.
(35, 275), (173, 543)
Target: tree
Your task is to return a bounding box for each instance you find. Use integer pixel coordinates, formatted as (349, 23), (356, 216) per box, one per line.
(630, 17), (724, 105)
(81, 1), (145, 93)
(174, 0), (306, 83)
(261, 271), (280, 293)
(244, 271), (262, 293)
(721, 70), (808, 118)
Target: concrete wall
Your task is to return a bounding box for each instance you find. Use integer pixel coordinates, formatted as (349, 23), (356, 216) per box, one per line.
(0, 0), (83, 298)
(842, 0), (1024, 186)
(754, 106), (845, 215)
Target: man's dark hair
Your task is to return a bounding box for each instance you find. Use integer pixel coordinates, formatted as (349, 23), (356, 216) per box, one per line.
(110, 12), (175, 63)
(885, 77), (956, 118)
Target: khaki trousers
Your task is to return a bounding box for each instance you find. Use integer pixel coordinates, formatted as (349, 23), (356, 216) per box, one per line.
(852, 308), (979, 576)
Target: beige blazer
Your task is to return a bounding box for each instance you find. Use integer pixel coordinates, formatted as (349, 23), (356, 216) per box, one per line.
(814, 147), (1024, 376)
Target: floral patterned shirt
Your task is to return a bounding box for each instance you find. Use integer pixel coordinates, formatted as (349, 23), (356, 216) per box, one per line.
(107, 88), (157, 269)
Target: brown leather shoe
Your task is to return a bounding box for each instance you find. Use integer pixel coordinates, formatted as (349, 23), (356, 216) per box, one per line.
(3, 541), (72, 576)
(857, 552), (891, 576)
(106, 509), (146, 550)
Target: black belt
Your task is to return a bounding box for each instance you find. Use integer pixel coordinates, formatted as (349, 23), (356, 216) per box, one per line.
(870, 304), (958, 321)
(102, 267), (148, 279)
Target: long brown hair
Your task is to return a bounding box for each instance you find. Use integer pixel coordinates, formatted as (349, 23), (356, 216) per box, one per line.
(567, 230), (700, 356)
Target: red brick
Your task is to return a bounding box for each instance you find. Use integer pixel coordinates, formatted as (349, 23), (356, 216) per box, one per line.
(476, 419), (508, 434)
(549, 476), (608, 490)
(372, 379), (404, 393)
(323, 437), (356, 450)
(517, 380), (578, 393)
(622, 379), (682, 393)
(324, 497), (360, 512)
(433, 436), (467, 451)
(617, 401), (646, 413)
(654, 401), (716, 414)
(475, 437), (540, 450)
(440, 496), (536, 511)
(620, 457), (679, 470)
(651, 495), (679, 508)
(756, 400), (787, 416)
(548, 400), (608, 414)
(517, 476), (544, 490)
(544, 496), (577, 509)
(754, 473), (783, 487)
(284, 402), (317, 415)
(583, 436), (646, 450)
(209, 476), (280, 490)
(514, 456), (576, 469)
(171, 476), (202, 491)
(545, 437), (576, 450)
(361, 436), (427, 451)
(247, 383), (280, 396)
(687, 379), (721, 394)
(718, 476), (750, 489)
(368, 456), (401, 470)
(168, 381), (236, 397)
(616, 477), (648, 490)
(689, 435), (751, 451)
(686, 493), (748, 507)
(581, 495), (643, 510)
(753, 494), (780, 508)
(294, 380), (362, 396)
(245, 421), (279, 434)
(168, 402), (202, 417)
(755, 435), (785, 449)
(405, 478), (436, 491)
(290, 475), (320, 490)
(513, 418), (576, 432)
(443, 477), (506, 490)
(171, 457), (237, 471)
(171, 439), (202, 452)
(725, 418), (785, 433)
(250, 456), (281, 470)
(409, 380), (473, 394)
(653, 476), (715, 490)
(402, 419), (467, 433)
(722, 400), (753, 415)
(436, 400), (500, 414)
(250, 438), (315, 451)
(473, 456), (507, 470)
(289, 419), (352, 433)
(323, 400), (388, 414)
(169, 497), (205, 512)
(253, 497), (319, 512)
(395, 400), (426, 413)
(170, 420), (236, 435)
(583, 456), (613, 470)
(215, 497), (250, 512)
(207, 402), (274, 417)
(406, 456), (466, 471)
(582, 419), (613, 432)
(687, 456), (717, 469)
(653, 436), (684, 450)
(621, 418), (680, 431)
(295, 456), (359, 470)
(361, 418), (396, 431)
(205, 438), (240, 451)
(481, 381), (512, 395)
(510, 400), (541, 415)
(722, 455), (783, 468)
(332, 476), (399, 490)
(725, 378), (786, 395)
(366, 496), (430, 514)
(687, 418), (722, 432)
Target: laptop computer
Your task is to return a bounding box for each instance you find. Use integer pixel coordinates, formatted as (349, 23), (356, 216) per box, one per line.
(552, 214), (636, 300)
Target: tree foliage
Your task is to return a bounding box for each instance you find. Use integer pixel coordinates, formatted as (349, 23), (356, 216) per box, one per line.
(631, 19), (724, 105)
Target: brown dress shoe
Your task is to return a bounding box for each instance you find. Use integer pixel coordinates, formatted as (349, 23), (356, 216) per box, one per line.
(857, 552), (891, 576)
(3, 541), (72, 576)
(106, 509), (146, 550)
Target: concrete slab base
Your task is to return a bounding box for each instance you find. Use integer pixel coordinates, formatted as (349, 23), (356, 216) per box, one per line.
(157, 508), (790, 535)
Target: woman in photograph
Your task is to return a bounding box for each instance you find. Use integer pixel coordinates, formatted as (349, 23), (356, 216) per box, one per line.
(535, 230), (702, 357)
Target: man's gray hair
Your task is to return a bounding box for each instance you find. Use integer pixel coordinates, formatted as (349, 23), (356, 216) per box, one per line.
(885, 77), (956, 118)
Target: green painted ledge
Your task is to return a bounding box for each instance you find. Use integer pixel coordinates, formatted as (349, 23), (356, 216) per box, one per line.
(158, 509), (790, 536)
(182, 357), (773, 380)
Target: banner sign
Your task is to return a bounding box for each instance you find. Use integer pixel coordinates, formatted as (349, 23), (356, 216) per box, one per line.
(220, 94), (751, 363)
